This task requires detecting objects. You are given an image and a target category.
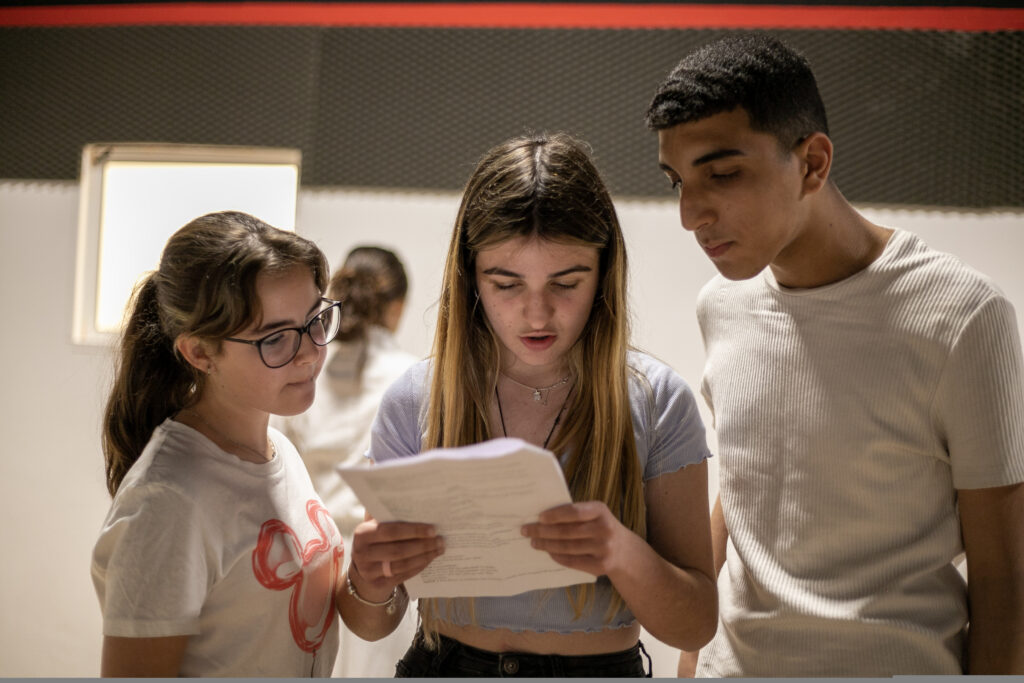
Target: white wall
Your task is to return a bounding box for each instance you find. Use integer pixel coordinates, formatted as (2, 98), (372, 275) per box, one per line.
(1, 178), (1021, 676)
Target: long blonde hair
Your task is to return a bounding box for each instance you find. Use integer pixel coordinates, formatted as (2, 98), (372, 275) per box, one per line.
(422, 133), (644, 637)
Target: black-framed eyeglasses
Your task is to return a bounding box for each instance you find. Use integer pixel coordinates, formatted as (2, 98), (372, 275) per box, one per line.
(224, 298), (342, 369)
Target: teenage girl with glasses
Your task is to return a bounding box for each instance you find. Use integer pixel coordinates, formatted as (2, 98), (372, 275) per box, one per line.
(92, 211), (355, 676)
(339, 134), (718, 677)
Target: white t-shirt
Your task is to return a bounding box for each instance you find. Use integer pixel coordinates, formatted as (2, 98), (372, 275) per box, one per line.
(92, 419), (342, 677)
(696, 230), (1024, 676)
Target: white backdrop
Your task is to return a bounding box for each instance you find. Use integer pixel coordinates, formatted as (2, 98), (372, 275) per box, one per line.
(1, 178), (1021, 676)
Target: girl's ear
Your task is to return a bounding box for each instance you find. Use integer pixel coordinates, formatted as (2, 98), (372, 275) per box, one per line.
(797, 131), (833, 196)
(175, 334), (215, 375)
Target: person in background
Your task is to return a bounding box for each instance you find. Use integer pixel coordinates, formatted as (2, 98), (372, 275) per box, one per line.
(92, 211), (356, 676)
(273, 245), (419, 677)
(646, 33), (1024, 676)
(337, 132), (718, 677)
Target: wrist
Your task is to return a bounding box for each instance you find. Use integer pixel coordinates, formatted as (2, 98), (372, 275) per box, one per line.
(345, 572), (401, 614)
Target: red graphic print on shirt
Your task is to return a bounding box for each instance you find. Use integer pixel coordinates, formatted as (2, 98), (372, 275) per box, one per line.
(252, 499), (343, 653)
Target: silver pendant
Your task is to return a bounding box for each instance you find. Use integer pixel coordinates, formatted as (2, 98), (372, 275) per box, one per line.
(533, 389), (542, 402)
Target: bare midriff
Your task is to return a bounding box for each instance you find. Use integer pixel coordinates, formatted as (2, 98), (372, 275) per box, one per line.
(435, 620), (641, 655)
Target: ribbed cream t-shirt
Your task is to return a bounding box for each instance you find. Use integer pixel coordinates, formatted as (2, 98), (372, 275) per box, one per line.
(696, 229), (1024, 676)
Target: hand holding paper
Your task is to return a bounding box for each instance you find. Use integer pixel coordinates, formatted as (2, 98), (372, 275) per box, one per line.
(521, 499), (631, 578)
(338, 438), (595, 599)
(349, 517), (444, 590)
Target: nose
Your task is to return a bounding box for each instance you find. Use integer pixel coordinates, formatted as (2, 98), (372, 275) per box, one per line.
(523, 289), (554, 327)
(679, 186), (713, 233)
(293, 328), (321, 366)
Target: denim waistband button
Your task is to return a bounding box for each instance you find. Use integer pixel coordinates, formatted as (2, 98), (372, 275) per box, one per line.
(501, 657), (519, 675)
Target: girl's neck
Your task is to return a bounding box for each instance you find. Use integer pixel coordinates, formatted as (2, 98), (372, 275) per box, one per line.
(178, 398), (273, 463)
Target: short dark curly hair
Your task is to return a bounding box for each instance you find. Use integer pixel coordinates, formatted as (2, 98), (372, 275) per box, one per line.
(645, 33), (829, 150)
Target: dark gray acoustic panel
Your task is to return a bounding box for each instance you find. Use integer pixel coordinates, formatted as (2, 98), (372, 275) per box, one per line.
(1, 25), (1021, 207)
(0, 26), (322, 180)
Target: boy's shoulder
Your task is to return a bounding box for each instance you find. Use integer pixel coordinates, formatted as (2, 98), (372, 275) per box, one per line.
(884, 229), (1007, 311)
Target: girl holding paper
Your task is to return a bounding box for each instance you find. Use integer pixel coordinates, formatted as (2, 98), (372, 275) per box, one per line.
(340, 133), (717, 677)
(92, 212), (414, 676)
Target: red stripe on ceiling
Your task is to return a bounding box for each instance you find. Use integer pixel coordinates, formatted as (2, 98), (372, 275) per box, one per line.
(1, 3), (1021, 31)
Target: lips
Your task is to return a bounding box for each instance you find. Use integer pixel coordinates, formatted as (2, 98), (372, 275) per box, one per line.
(520, 334), (556, 351)
(288, 375), (317, 388)
(701, 240), (732, 258)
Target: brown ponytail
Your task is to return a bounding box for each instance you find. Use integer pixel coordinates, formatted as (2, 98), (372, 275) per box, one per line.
(328, 245), (408, 343)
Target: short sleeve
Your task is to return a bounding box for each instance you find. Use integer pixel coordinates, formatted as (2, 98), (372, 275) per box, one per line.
(91, 483), (209, 637)
(367, 360), (430, 463)
(935, 294), (1024, 489)
(630, 354), (713, 480)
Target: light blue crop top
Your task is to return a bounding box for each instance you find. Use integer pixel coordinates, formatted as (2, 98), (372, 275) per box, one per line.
(367, 350), (711, 634)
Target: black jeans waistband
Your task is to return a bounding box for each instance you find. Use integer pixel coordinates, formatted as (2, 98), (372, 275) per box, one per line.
(395, 631), (653, 677)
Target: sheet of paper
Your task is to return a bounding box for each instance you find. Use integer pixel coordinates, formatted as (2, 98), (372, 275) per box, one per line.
(337, 437), (595, 598)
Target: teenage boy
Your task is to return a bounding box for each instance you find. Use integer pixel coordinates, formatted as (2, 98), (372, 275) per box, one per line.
(646, 33), (1024, 676)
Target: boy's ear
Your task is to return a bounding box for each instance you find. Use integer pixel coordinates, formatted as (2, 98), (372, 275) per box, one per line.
(797, 132), (833, 196)
(175, 334), (215, 374)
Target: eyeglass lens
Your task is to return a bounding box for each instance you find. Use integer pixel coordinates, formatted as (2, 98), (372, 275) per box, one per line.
(308, 303), (340, 345)
(260, 303), (341, 368)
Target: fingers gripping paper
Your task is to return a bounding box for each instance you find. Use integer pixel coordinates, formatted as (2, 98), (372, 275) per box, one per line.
(337, 438), (595, 599)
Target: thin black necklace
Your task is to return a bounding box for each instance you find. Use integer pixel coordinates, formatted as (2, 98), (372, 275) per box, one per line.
(495, 384), (573, 450)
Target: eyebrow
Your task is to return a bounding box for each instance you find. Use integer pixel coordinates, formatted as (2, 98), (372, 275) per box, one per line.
(659, 148), (745, 174)
(483, 265), (593, 279)
(693, 148), (745, 166)
(253, 298), (322, 334)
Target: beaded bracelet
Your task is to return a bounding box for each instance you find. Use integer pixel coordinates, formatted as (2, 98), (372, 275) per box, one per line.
(346, 574), (398, 615)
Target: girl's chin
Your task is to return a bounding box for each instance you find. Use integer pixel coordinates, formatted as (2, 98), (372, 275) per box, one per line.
(274, 387), (317, 416)
(499, 339), (571, 370)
